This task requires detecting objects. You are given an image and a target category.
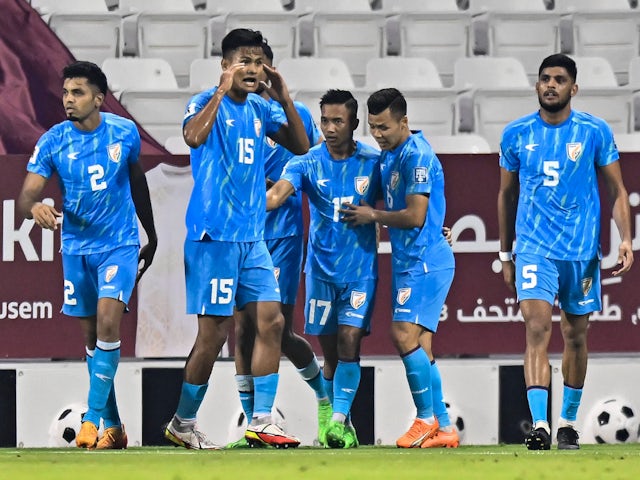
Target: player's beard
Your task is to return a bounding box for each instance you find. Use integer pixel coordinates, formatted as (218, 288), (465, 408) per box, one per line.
(538, 94), (570, 114)
(66, 113), (80, 122)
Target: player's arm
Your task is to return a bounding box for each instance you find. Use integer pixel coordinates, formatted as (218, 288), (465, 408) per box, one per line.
(262, 64), (309, 155)
(266, 179), (295, 211)
(340, 193), (428, 229)
(129, 162), (158, 282)
(17, 172), (61, 230)
(183, 64), (243, 148)
(600, 161), (634, 276)
(497, 167), (519, 291)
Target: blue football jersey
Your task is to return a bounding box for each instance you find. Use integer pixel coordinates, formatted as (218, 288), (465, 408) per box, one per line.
(27, 112), (140, 255)
(183, 87), (286, 242)
(264, 100), (321, 240)
(380, 131), (454, 273)
(500, 110), (619, 260)
(281, 141), (380, 282)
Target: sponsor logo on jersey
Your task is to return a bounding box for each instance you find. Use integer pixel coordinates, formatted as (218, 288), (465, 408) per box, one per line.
(354, 176), (370, 195)
(397, 287), (411, 305)
(525, 143), (538, 152)
(29, 146), (39, 164)
(350, 290), (367, 309)
(390, 171), (400, 191)
(317, 179), (329, 187)
(582, 277), (593, 296)
(67, 152), (79, 160)
(273, 267), (280, 282)
(254, 119), (262, 137)
(414, 167), (428, 183)
(225, 119), (235, 127)
(105, 265), (118, 283)
(566, 142), (583, 162)
(107, 143), (121, 163)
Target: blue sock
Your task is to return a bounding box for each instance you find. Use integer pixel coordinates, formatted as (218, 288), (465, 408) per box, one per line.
(322, 375), (334, 405)
(297, 356), (328, 401)
(86, 347), (120, 429)
(85, 340), (120, 426)
(560, 384), (583, 422)
(176, 382), (208, 420)
(430, 360), (450, 428)
(527, 386), (549, 425)
(252, 373), (279, 418)
(401, 347), (433, 419)
(332, 360), (361, 417)
(235, 375), (254, 422)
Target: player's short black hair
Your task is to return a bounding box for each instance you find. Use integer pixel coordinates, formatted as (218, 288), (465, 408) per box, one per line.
(320, 89), (358, 124)
(221, 28), (264, 59)
(367, 88), (406, 120)
(262, 41), (274, 63)
(63, 61), (108, 95)
(538, 53), (577, 82)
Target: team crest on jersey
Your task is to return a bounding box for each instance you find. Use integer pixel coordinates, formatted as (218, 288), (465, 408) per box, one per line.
(582, 277), (593, 296)
(397, 287), (411, 305)
(354, 176), (370, 195)
(29, 145), (39, 164)
(107, 143), (122, 163)
(273, 267), (281, 282)
(390, 171), (400, 191)
(414, 167), (428, 183)
(566, 142), (583, 162)
(254, 119), (262, 137)
(105, 265), (118, 283)
(350, 291), (367, 309)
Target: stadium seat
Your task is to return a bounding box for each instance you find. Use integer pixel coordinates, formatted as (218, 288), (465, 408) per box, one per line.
(467, 0), (548, 13)
(570, 57), (618, 88)
(571, 87), (633, 134)
(293, 0), (374, 13)
(118, 89), (198, 145)
(401, 89), (459, 136)
(164, 135), (190, 154)
(628, 56), (640, 89)
(378, 0), (461, 13)
(203, 0), (288, 12)
(453, 56), (530, 89)
(277, 57), (355, 91)
(209, 11), (298, 63)
(102, 58), (179, 97)
(46, 12), (122, 67)
(118, 0), (196, 12)
(365, 57), (443, 90)
(385, 11), (472, 87)
(612, 132), (640, 152)
(470, 8), (561, 83)
(426, 134), (492, 154)
(189, 57), (222, 91)
(558, 6), (640, 85)
(552, 0), (635, 12)
(30, 0), (109, 14)
(121, 10), (211, 87)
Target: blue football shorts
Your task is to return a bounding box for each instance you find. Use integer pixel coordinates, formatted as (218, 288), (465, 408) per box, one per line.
(61, 245), (139, 317)
(391, 267), (454, 333)
(266, 235), (303, 305)
(303, 275), (377, 336)
(184, 238), (281, 316)
(515, 253), (602, 315)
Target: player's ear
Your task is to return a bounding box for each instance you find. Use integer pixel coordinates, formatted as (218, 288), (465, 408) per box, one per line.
(221, 57), (230, 71)
(351, 117), (360, 132)
(94, 92), (105, 108)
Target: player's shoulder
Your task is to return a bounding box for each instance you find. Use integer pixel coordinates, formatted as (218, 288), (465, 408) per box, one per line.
(102, 112), (137, 130)
(502, 111), (539, 140)
(188, 87), (217, 106)
(356, 141), (382, 162)
(570, 109), (611, 131)
(293, 100), (313, 118)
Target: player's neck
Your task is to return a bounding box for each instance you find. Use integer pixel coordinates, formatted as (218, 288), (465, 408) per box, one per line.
(73, 110), (102, 132)
(327, 140), (356, 160)
(539, 106), (571, 125)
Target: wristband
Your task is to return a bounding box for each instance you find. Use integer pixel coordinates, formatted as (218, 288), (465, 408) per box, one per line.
(498, 251), (513, 262)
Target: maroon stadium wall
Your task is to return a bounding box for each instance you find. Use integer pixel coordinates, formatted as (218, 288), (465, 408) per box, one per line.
(2, 153), (639, 359)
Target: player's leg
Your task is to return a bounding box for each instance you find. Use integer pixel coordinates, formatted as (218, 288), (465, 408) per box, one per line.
(421, 357), (459, 448)
(165, 239), (237, 450)
(237, 241), (299, 448)
(555, 257), (600, 450)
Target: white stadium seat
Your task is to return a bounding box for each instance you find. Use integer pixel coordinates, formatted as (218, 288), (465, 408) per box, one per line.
(102, 57), (178, 96)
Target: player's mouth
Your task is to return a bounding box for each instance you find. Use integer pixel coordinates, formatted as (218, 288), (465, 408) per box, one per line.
(543, 91), (558, 99)
(242, 77), (258, 88)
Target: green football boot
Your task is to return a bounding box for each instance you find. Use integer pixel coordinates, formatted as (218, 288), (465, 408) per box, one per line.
(317, 400), (332, 447)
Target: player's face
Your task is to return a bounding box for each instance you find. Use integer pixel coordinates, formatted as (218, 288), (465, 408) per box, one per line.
(223, 46), (264, 95)
(62, 77), (103, 123)
(320, 103), (356, 150)
(536, 66), (577, 114)
(368, 108), (408, 151)
(255, 55), (272, 96)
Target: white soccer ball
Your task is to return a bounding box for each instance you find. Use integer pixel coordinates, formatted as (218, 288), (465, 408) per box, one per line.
(48, 402), (88, 447)
(445, 402), (466, 443)
(590, 398), (640, 444)
(227, 406), (287, 444)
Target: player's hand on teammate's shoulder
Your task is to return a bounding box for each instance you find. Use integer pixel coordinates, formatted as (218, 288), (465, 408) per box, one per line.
(613, 240), (634, 276)
(31, 202), (62, 231)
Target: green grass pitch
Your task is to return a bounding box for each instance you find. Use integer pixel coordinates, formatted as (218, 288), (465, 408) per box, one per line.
(1, 445), (640, 480)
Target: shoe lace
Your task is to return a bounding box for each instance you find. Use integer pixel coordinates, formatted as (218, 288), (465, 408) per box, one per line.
(407, 419), (427, 438)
